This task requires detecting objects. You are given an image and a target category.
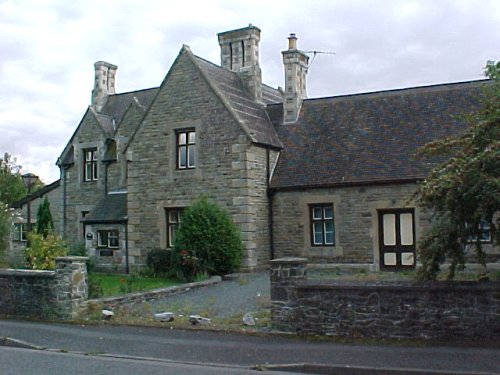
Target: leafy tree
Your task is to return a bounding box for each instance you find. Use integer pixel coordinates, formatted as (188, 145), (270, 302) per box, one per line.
(0, 153), (26, 205)
(172, 197), (243, 278)
(0, 203), (10, 262)
(36, 197), (54, 238)
(415, 61), (500, 280)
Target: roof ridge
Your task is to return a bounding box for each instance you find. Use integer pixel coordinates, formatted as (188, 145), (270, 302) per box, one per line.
(304, 79), (490, 104)
(107, 86), (160, 98)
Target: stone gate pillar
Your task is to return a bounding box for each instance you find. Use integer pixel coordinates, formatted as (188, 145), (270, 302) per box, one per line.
(270, 257), (307, 330)
(54, 256), (88, 318)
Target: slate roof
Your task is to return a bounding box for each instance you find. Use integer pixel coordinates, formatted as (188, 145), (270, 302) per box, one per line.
(269, 80), (487, 189)
(99, 88), (159, 128)
(81, 192), (127, 223)
(192, 54), (283, 149)
(11, 179), (61, 208)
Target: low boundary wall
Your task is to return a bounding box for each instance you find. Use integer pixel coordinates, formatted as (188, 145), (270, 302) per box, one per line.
(0, 257), (88, 319)
(270, 258), (500, 339)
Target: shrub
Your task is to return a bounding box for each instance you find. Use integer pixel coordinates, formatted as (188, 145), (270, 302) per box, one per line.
(146, 248), (172, 277)
(68, 241), (87, 256)
(172, 197), (243, 277)
(25, 232), (68, 270)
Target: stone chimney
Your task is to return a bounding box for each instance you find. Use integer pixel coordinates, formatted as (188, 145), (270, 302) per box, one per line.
(91, 61), (118, 111)
(218, 25), (262, 103)
(282, 34), (309, 123)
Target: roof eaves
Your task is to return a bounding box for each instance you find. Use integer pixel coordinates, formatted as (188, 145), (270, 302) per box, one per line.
(10, 179), (61, 208)
(269, 177), (423, 192)
(187, 49), (261, 144)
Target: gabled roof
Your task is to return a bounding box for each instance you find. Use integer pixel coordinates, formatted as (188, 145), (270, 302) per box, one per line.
(81, 192), (127, 224)
(269, 80), (488, 190)
(190, 51), (283, 149)
(11, 179), (61, 209)
(99, 88), (159, 128)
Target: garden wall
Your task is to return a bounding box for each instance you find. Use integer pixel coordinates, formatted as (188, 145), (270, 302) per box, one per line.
(0, 257), (88, 319)
(270, 258), (500, 339)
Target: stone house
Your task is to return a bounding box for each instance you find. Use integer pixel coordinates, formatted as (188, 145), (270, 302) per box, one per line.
(8, 180), (61, 265)
(12, 25), (498, 272)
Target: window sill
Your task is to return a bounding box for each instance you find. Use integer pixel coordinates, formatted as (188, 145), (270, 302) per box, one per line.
(305, 245), (343, 258)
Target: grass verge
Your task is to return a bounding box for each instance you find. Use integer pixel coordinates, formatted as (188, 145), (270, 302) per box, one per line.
(89, 273), (183, 297)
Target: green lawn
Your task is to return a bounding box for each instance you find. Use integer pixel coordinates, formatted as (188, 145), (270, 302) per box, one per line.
(89, 273), (183, 298)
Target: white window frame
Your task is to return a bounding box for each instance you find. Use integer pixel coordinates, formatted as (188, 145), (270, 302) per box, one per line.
(83, 148), (98, 182)
(97, 230), (119, 249)
(310, 204), (335, 246)
(13, 223), (27, 242)
(176, 130), (196, 170)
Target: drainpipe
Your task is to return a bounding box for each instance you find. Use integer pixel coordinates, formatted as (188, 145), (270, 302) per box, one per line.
(62, 167), (67, 239)
(266, 147), (275, 260)
(125, 221), (129, 274)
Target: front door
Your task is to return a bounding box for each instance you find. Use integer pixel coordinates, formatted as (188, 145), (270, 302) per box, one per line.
(378, 209), (416, 270)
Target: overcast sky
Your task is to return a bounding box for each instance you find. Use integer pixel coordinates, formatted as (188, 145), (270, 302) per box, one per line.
(1, 0), (499, 183)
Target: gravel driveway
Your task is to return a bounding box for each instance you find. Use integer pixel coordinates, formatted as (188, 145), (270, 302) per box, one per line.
(148, 272), (270, 320)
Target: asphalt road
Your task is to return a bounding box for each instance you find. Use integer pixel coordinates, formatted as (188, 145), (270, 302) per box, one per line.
(0, 346), (297, 375)
(1, 320), (499, 374)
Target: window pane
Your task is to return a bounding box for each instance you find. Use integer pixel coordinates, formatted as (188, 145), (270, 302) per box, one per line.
(108, 231), (119, 248)
(188, 132), (196, 144)
(400, 213), (413, 245)
(179, 146), (186, 168)
(97, 231), (106, 247)
(401, 252), (415, 266)
(188, 145), (195, 167)
(313, 222), (323, 244)
(324, 221), (334, 244)
(384, 252), (397, 266)
(85, 163), (92, 180)
(383, 214), (396, 246)
(169, 210), (178, 223)
(323, 206), (333, 219)
(312, 207), (322, 220)
(179, 133), (186, 145)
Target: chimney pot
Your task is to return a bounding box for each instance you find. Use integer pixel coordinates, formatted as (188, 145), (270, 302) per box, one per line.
(288, 33), (298, 50)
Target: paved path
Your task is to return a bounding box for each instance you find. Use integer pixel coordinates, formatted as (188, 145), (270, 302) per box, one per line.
(142, 272), (270, 320)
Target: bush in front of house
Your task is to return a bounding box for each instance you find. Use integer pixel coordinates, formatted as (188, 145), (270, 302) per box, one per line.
(146, 248), (172, 277)
(172, 197), (243, 279)
(25, 232), (68, 270)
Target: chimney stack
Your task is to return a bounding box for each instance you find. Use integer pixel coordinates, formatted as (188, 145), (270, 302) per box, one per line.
(91, 61), (118, 111)
(218, 25), (263, 103)
(282, 33), (309, 123)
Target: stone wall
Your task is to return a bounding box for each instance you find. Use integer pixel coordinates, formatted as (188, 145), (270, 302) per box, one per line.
(0, 257), (88, 319)
(126, 49), (274, 270)
(270, 258), (500, 339)
(272, 184), (428, 265)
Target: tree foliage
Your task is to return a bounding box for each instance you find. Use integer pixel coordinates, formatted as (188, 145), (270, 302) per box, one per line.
(0, 153), (26, 205)
(0, 203), (10, 262)
(415, 61), (500, 280)
(172, 197), (243, 278)
(25, 232), (68, 270)
(36, 196), (54, 238)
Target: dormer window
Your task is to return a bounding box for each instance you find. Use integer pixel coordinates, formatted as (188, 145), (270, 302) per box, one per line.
(83, 148), (98, 182)
(176, 129), (195, 169)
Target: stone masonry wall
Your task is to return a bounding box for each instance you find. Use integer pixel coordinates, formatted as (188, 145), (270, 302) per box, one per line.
(126, 50), (273, 270)
(0, 257), (88, 319)
(272, 183), (431, 265)
(270, 258), (500, 339)
(63, 113), (107, 244)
